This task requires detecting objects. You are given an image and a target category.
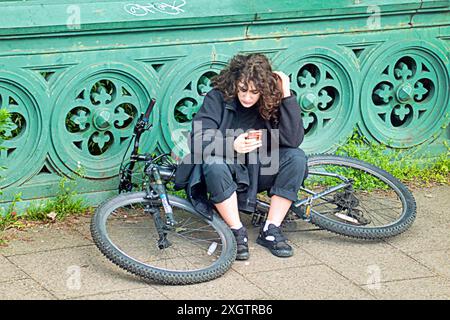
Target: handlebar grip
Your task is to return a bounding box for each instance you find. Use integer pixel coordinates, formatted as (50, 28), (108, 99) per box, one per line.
(143, 98), (156, 122)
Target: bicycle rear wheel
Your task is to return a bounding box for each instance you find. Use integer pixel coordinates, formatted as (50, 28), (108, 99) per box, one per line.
(91, 192), (236, 285)
(301, 155), (416, 239)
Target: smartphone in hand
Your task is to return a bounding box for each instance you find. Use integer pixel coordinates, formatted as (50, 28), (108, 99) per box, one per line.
(246, 129), (262, 141)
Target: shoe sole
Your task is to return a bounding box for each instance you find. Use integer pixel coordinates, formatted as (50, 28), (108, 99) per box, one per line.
(256, 238), (293, 258)
(235, 252), (249, 261)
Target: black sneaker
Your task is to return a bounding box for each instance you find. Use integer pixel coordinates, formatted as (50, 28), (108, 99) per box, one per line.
(256, 224), (293, 257)
(231, 226), (249, 261)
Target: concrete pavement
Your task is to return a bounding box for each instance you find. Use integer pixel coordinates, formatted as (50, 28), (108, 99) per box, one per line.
(1, 185), (449, 300)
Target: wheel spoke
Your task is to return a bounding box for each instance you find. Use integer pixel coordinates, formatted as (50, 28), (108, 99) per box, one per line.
(92, 194), (234, 284)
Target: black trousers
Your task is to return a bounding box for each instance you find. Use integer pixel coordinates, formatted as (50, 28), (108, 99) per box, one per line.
(202, 147), (307, 204)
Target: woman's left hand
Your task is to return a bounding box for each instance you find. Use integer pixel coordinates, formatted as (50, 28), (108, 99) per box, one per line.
(273, 71), (291, 98)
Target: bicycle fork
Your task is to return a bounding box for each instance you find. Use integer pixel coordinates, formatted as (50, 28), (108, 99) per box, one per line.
(144, 165), (176, 249)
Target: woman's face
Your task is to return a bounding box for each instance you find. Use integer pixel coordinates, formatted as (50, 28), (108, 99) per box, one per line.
(237, 81), (260, 108)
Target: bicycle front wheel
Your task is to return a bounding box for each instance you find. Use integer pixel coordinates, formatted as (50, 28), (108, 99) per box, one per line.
(91, 192), (236, 285)
(302, 155), (416, 239)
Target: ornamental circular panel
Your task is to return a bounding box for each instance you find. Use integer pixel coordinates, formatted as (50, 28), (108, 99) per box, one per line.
(50, 63), (158, 178)
(0, 71), (48, 188)
(360, 41), (449, 147)
(159, 56), (229, 157)
(276, 47), (358, 154)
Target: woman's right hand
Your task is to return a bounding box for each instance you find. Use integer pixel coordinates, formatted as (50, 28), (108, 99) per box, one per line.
(233, 132), (262, 154)
(273, 71), (291, 98)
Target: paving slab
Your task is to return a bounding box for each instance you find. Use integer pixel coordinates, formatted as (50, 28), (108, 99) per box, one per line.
(0, 254), (28, 283)
(231, 245), (321, 275)
(384, 215), (450, 253)
(245, 264), (374, 300)
(0, 278), (55, 300)
(290, 236), (435, 285)
(361, 276), (450, 300)
(72, 287), (169, 300)
(383, 186), (450, 253)
(412, 186), (449, 223)
(7, 246), (149, 299)
(410, 249), (450, 280)
(155, 269), (270, 300)
(0, 223), (92, 257)
(59, 215), (93, 240)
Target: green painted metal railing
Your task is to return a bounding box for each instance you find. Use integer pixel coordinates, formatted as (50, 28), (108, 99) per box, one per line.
(0, 0), (449, 210)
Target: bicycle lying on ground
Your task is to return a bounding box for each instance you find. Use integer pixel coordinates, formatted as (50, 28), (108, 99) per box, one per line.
(90, 99), (416, 285)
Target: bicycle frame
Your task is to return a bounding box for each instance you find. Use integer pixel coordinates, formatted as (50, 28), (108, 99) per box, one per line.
(120, 99), (357, 231)
(252, 169), (354, 224)
(293, 171), (352, 207)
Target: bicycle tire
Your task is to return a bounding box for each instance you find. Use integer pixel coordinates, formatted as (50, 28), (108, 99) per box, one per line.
(304, 155), (416, 239)
(91, 192), (236, 285)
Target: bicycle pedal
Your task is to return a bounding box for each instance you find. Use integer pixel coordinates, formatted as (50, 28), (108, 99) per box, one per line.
(251, 211), (266, 227)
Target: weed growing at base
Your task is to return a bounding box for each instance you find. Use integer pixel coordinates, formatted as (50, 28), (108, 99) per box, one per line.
(336, 129), (449, 187)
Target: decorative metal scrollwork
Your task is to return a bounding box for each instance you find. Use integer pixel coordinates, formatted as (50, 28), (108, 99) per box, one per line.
(360, 42), (449, 147)
(64, 80), (137, 156)
(160, 61), (226, 156)
(0, 92), (26, 161)
(0, 73), (47, 188)
(51, 66), (156, 178)
(277, 49), (358, 154)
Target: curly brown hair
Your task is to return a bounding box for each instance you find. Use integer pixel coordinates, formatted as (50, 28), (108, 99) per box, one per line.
(211, 53), (283, 125)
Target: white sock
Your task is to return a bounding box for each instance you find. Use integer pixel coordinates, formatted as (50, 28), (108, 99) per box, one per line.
(263, 220), (280, 232)
(230, 222), (243, 230)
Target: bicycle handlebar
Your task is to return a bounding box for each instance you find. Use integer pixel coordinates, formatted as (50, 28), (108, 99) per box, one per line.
(133, 98), (156, 136)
